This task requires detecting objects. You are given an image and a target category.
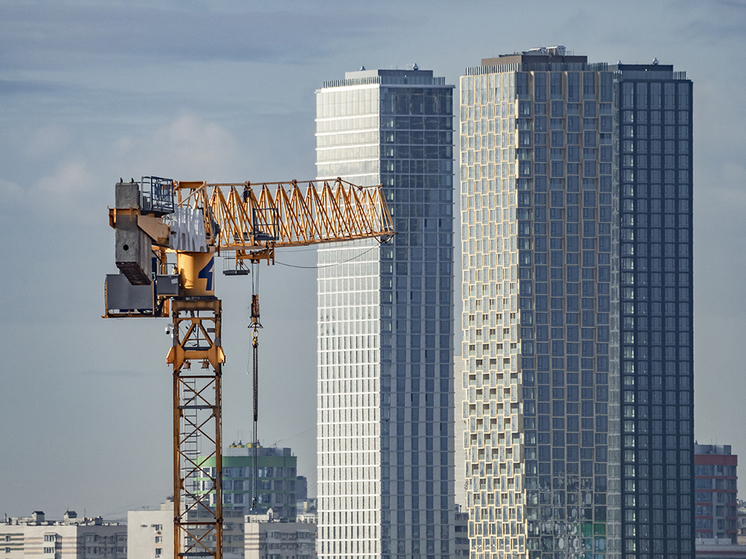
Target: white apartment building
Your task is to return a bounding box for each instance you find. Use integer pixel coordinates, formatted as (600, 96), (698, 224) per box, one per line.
(127, 503), (172, 559)
(244, 511), (315, 559)
(1, 511), (126, 558)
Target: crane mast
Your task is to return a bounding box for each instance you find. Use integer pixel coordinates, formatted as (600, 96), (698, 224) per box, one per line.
(105, 176), (393, 559)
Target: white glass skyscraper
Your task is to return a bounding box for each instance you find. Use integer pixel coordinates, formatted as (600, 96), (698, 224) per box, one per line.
(316, 67), (456, 558)
(459, 48), (693, 559)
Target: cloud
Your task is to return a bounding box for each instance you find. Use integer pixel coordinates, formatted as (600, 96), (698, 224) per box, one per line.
(719, 163), (746, 207)
(697, 162), (746, 225)
(0, 2), (390, 72)
(24, 125), (73, 159)
(675, 0), (746, 45)
(0, 114), (243, 223)
(33, 159), (96, 207)
(0, 78), (63, 96)
(79, 368), (150, 378)
(114, 113), (244, 179)
(0, 177), (23, 200)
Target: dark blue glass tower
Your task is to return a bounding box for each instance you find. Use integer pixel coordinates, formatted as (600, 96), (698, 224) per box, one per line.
(615, 63), (694, 559)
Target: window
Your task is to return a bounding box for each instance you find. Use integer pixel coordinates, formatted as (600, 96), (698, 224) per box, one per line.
(155, 549), (162, 558)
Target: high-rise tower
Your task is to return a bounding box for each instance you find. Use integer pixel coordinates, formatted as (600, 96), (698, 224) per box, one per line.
(614, 62), (694, 559)
(459, 48), (693, 559)
(316, 67), (456, 558)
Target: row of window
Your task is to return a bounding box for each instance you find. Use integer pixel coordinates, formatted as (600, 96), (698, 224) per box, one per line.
(623, 139), (690, 157)
(621, 122), (690, 140)
(520, 100), (610, 119)
(463, 70), (613, 106)
(382, 130), (453, 145)
(315, 114), (378, 133)
(316, 129), (379, 147)
(381, 247), (453, 262)
(623, 154), (691, 168)
(623, 390), (692, 403)
(631, 107), (692, 126)
(520, 356), (609, 375)
(317, 144), (380, 162)
(620, 80), (691, 110)
(624, 540), (693, 555)
(380, 90), (453, 117)
(694, 517), (738, 529)
(381, 145), (453, 161)
(197, 466), (295, 478)
(382, 162), (456, 181)
(462, 100), (610, 124)
(522, 160), (611, 178)
(695, 492), (738, 504)
(317, 160), (379, 176)
(621, 300), (691, 315)
(694, 477), (739, 490)
(381, 115), (454, 131)
(694, 464), (738, 476)
(623, 416), (693, 433)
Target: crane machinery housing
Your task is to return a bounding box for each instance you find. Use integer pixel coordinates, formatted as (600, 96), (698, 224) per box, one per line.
(104, 176), (393, 559)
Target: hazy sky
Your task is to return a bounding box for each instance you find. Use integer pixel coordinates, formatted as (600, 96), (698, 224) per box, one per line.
(1, 0), (745, 519)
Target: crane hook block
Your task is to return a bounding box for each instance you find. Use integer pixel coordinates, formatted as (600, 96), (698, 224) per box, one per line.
(250, 294), (262, 329)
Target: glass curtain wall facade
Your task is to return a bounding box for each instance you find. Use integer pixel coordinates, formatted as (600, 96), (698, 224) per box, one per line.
(460, 49), (694, 559)
(614, 64), (694, 559)
(460, 51), (622, 559)
(316, 68), (455, 559)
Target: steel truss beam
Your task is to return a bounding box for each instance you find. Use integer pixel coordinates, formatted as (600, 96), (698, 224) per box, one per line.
(167, 298), (224, 559)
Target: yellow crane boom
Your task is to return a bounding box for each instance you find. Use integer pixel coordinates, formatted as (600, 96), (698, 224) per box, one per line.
(104, 176), (393, 559)
(183, 178), (393, 256)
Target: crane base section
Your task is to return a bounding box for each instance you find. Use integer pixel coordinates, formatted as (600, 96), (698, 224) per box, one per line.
(170, 298), (223, 559)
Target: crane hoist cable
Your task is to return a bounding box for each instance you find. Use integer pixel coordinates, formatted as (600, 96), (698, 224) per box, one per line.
(249, 259), (262, 509)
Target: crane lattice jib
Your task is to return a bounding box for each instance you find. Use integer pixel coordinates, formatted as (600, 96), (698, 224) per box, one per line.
(176, 178), (394, 256)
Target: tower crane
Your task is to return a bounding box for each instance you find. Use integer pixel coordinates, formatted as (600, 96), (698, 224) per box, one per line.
(104, 176), (393, 559)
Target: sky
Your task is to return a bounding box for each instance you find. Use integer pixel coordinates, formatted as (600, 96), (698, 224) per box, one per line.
(1, 0), (745, 520)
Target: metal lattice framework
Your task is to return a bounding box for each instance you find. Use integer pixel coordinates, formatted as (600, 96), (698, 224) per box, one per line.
(167, 298), (224, 559)
(175, 178), (394, 261)
(107, 176), (394, 559)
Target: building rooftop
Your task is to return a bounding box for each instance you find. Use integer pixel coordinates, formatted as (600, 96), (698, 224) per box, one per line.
(481, 45), (588, 67)
(323, 66), (447, 88)
(2, 511), (121, 527)
(466, 47), (687, 80)
(696, 443), (734, 455)
(465, 46), (604, 75)
(611, 61), (686, 81)
(226, 442), (293, 457)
